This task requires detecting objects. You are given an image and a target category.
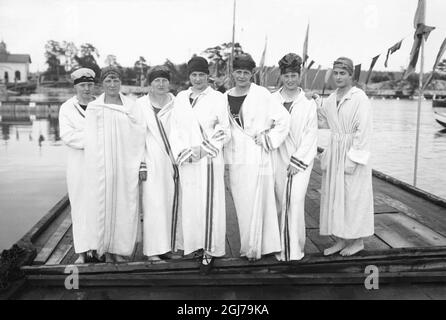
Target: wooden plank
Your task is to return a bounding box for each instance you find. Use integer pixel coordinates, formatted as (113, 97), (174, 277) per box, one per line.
(21, 246), (446, 275)
(375, 214), (437, 248)
(363, 235), (391, 251)
(17, 195), (69, 246)
(34, 215), (72, 265)
(306, 187), (321, 201)
(31, 206), (71, 254)
(373, 168), (446, 208)
(307, 229), (335, 252)
(304, 237), (320, 254)
(134, 242), (144, 261)
(225, 237), (232, 258)
(46, 226), (74, 265)
(374, 179), (446, 238)
(378, 213), (446, 247)
(304, 211), (319, 229)
(60, 246), (76, 265)
(304, 197), (320, 224)
(25, 271), (446, 287)
(225, 168), (240, 258)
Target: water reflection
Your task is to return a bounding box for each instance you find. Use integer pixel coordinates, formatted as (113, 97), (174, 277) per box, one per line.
(0, 102), (61, 147)
(0, 100), (67, 250)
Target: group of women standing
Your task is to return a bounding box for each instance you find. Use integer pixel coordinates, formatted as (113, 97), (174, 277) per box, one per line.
(59, 52), (374, 273)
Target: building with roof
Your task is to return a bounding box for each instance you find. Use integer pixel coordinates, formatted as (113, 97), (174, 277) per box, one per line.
(0, 41), (31, 84)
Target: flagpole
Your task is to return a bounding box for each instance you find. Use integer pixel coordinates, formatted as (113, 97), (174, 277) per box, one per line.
(413, 36), (424, 187)
(230, 0), (236, 76)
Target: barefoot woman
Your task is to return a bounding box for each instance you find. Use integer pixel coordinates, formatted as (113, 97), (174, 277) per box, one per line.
(317, 57), (374, 256)
(84, 66), (146, 263)
(272, 53), (318, 261)
(137, 66), (177, 262)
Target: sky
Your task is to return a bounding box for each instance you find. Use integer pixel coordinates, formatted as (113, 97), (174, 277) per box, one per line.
(1, 0), (446, 72)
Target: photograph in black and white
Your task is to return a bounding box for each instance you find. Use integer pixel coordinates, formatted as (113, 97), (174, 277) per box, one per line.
(1, 0), (446, 301)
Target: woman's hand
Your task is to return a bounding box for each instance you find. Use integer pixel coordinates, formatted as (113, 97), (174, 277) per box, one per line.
(139, 171), (147, 181)
(253, 134), (263, 146)
(287, 164), (300, 176)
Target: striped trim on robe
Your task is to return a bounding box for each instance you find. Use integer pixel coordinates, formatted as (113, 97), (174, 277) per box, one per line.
(154, 113), (181, 252)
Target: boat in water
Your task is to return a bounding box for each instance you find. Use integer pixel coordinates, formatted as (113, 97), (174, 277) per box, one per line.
(433, 98), (446, 128)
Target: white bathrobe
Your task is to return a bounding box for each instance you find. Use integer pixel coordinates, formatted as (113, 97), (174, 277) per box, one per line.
(59, 96), (91, 254)
(224, 83), (290, 259)
(318, 86), (374, 239)
(169, 86), (230, 257)
(83, 93), (145, 256)
(136, 93), (179, 257)
(272, 89), (318, 261)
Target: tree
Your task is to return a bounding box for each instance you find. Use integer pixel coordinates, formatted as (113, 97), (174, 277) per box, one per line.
(163, 59), (188, 92)
(74, 43), (101, 80)
(60, 41), (78, 72)
(134, 56), (149, 86)
(104, 54), (120, 67)
(202, 42), (244, 77)
(44, 40), (65, 80)
(371, 73), (391, 83)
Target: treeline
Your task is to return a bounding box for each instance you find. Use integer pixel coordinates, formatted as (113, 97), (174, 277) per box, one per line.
(42, 39), (446, 91)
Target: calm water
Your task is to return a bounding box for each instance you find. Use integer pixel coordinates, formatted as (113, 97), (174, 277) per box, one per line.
(0, 98), (445, 250)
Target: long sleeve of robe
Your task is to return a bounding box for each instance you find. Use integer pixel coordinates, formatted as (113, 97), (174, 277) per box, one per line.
(225, 83), (290, 259)
(272, 89), (318, 261)
(169, 86), (229, 257)
(59, 97), (85, 150)
(58, 96), (92, 254)
(136, 94), (179, 256)
(83, 93), (145, 256)
(319, 87), (374, 239)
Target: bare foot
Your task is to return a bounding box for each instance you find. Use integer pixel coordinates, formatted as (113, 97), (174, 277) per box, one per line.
(74, 254), (85, 264)
(147, 255), (165, 263)
(168, 253), (183, 260)
(324, 239), (347, 256)
(114, 255), (127, 263)
(105, 253), (114, 263)
(86, 250), (94, 259)
(340, 239), (364, 256)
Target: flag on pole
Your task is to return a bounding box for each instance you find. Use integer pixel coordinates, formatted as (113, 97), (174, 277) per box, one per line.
(414, 0), (426, 28)
(423, 37), (446, 90)
(258, 36), (268, 86)
(403, 24), (436, 79)
(302, 23), (310, 66)
(353, 64), (362, 83)
(307, 60), (315, 71)
(310, 65), (322, 90)
(365, 55), (380, 85)
(322, 68), (332, 95)
(403, 0), (435, 79)
(384, 40), (403, 68)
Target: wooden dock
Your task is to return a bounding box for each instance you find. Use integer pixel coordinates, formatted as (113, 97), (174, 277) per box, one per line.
(2, 159), (446, 300)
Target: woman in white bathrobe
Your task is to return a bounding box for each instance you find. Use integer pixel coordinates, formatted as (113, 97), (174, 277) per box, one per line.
(317, 57), (374, 257)
(83, 66), (146, 263)
(225, 54), (290, 261)
(136, 66), (178, 261)
(59, 68), (96, 264)
(169, 57), (230, 273)
(272, 54), (318, 261)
